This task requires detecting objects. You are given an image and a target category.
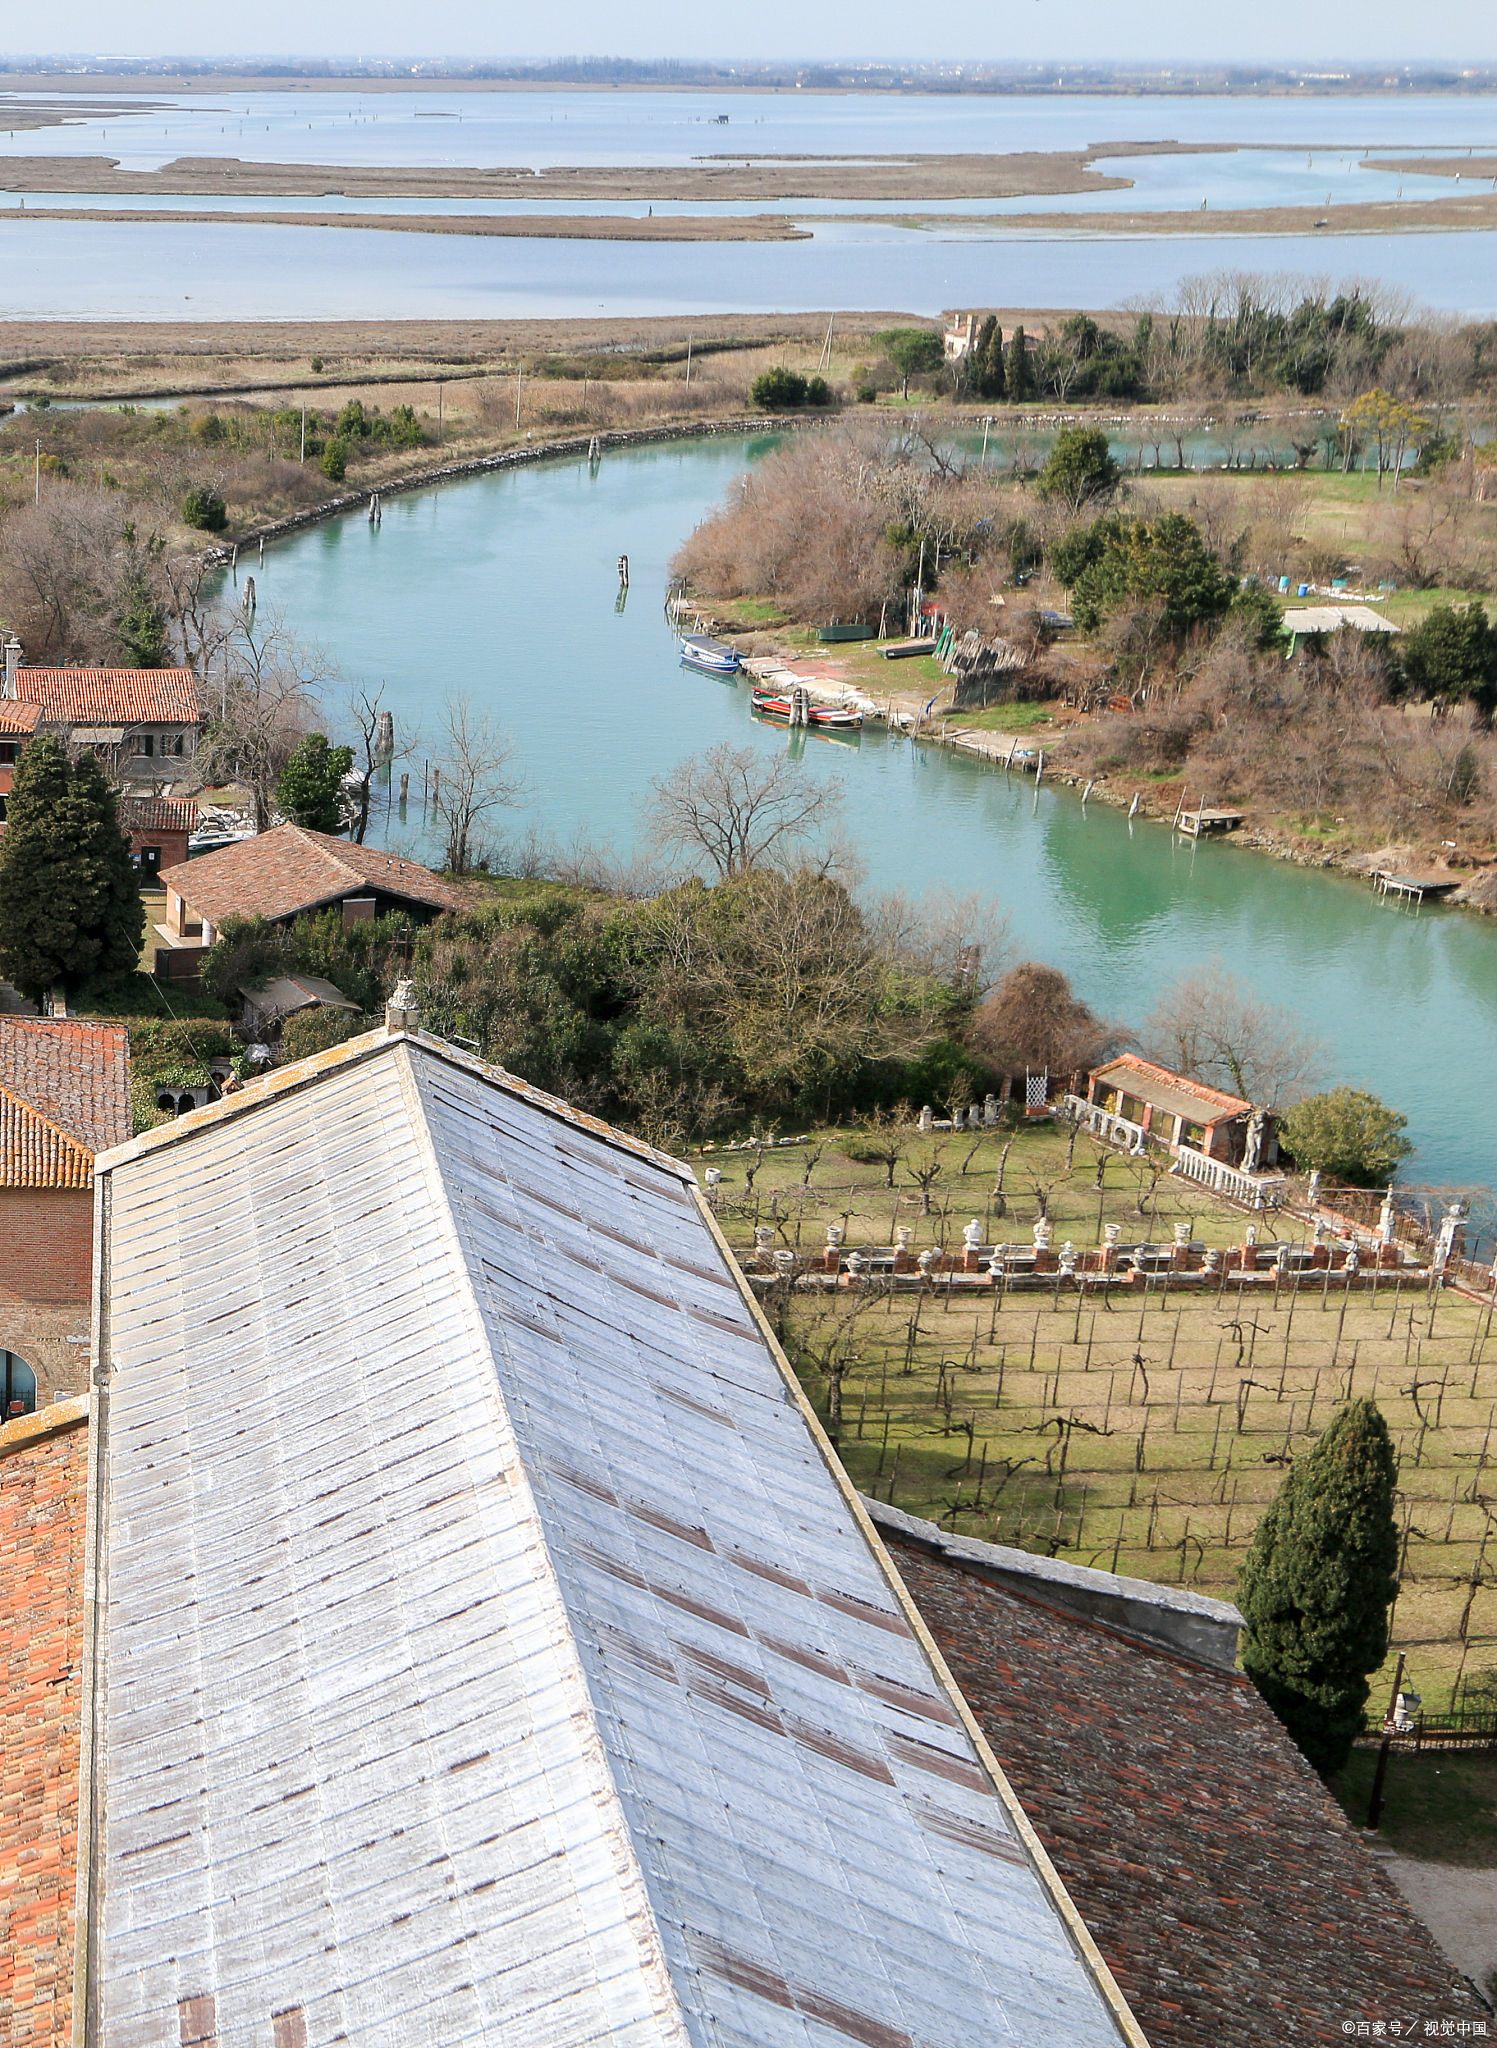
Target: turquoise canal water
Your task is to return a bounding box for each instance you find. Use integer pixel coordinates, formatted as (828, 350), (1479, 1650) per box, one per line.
(243, 432), (1495, 1186)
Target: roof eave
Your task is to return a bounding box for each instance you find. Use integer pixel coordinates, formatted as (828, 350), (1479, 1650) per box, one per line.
(92, 1026), (693, 1183)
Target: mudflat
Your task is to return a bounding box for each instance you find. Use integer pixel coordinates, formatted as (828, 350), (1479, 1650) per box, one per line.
(1, 207), (811, 242)
(910, 194), (1497, 235)
(0, 146), (1176, 202)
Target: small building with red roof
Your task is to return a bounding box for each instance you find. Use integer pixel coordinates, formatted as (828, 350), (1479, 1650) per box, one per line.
(0, 1018), (130, 1417)
(0, 650), (202, 798)
(1085, 1053), (1271, 1167)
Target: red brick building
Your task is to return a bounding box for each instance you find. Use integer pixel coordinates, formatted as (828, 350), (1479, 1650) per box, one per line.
(0, 1019), (130, 1414)
(0, 1397), (89, 2048)
(114, 794), (196, 882)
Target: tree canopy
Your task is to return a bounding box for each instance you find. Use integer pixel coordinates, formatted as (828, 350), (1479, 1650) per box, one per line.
(874, 329), (944, 398)
(1238, 1399), (1400, 1775)
(0, 736), (144, 1002)
(1393, 602), (1497, 714)
(1035, 426), (1121, 512)
(276, 732), (354, 834)
(1052, 511), (1237, 637)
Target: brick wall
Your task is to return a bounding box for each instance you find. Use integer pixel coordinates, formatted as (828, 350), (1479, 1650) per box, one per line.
(0, 1402), (88, 2048)
(887, 1534), (1488, 2047)
(0, 1190), (93, 1308)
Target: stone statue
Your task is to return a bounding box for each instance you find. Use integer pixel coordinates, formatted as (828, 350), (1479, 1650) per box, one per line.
(1033, 1216), (1053, 1251)
(1242, 1108), (1267, 1175)
(918, 1105), (934, 1132)
(962, 1219), (984, 1252)
(1059, 1241), (1079, 1273)
(1379, 1192), (1396, 1245)
(984, 1094), (999, 1126)
(918, 1246), (939, 1275)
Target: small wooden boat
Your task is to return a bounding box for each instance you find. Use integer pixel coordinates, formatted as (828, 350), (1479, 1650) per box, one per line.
(679, 633), (741, 675)
(751, 687), (863, 730)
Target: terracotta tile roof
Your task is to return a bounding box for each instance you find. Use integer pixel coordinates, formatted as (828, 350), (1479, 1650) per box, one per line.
(159, 822), (469, 925)
(885, 1532), (1488, 2047)
(0, 1020), (131, 1187)
(114, 796), (198, 834)
(0, 700), (44, 735)
(14, 668), (201, 727)
(1092, 1053), (1254, 1121)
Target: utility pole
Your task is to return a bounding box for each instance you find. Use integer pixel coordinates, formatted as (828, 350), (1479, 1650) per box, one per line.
(513, 365), (522, 430)
(34, 438), (40, 505)
(684, 332), (692, 387)
(438, 382), (444, 443)
(299, 406), (306, 462)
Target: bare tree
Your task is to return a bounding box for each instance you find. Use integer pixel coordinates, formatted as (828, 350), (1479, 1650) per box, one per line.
(198, 610), (331, 832)
(647, 742), (843, 879)
(343, 681), (419, 846)
(1143, 962), (1327, 1107)
(969, 962), (1120, 1082)
(433, 696), (522, 874)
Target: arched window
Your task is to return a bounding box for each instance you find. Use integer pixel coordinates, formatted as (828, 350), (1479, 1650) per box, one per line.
(2, 1351), (37, 1423)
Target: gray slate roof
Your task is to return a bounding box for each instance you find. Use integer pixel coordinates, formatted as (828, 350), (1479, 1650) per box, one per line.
(84, 1029), (1136, 2048)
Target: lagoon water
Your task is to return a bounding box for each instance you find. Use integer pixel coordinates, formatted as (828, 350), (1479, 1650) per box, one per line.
(243, 432), (1496, 1187)
(3, 87), (1497, 318)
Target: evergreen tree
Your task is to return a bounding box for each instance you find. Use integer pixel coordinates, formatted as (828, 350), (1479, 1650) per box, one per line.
(969, 316), (1007, 401)
(1238, 1399), (1400, 1776)
(1005, 324), (1034, 402)
(114, 571), (169, 668)
(0, 737), (144, 1003)
(276, 733), (354, 834)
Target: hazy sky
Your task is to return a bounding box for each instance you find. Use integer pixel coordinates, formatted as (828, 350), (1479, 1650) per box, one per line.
(12, 0), (1496, 67)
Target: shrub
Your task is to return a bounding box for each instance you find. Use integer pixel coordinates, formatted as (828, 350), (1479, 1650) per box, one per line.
(1277, 1087), (1412, 1185)
(805, 376), (833, 408)
(751, 367), (810, 411)
(320, 438), (349, 482)
(280, 1006), (366, 1062)
(180, 486), (227, 532)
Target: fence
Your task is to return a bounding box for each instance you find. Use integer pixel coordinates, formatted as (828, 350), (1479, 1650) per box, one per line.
(1363, 1709), (1497, 1753)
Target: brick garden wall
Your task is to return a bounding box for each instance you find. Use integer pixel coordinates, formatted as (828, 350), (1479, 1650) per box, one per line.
(887, 1534), (1488, 2046)
(0, 1403), (88, 2048)
(0, 1190), (93, 1403)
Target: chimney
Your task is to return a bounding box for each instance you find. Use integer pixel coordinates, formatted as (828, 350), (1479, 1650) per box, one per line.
(1, 637), (18, 699)
(385, 978), (418, 1035)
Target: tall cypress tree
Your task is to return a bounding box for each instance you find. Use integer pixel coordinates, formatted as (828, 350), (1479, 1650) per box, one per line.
(0, 736), (144, 1003)
(1005, 324), (1034, 402)
(971, 316), (1006, 402)
(1237, 1399), (1400, 1776)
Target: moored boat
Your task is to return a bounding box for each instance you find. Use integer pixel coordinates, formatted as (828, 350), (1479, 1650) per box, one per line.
(679, 633), (741, 675)
(750, 687), (863, 730)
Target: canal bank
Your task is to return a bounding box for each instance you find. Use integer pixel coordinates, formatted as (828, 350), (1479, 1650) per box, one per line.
(241, 427), (1497, 1186)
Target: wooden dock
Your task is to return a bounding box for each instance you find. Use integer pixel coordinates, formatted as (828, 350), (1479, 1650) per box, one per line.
(1177, 807), (1243, 838)
(1373, 870), (1460, 902)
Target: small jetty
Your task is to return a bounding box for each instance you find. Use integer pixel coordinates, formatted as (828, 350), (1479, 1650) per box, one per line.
(1373, 869), (1461, 902)
(1177, 807), (1243, 839)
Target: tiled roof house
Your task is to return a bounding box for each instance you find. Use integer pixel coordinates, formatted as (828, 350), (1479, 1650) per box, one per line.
(871, 1503), (1489, 2046)
(0, 1019), (130, 1415)
(157, 823), (468, 961)
(74, 1014), (1144, 2048)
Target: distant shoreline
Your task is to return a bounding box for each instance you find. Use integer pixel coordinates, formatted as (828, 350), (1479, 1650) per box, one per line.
(3, 70), (1497, 99)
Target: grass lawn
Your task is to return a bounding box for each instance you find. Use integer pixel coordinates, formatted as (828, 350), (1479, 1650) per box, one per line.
(1333, 1748), (1497, 1866)
(951, 701), (1058, 734)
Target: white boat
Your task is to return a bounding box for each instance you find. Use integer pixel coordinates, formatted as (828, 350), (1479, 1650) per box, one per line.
(679, 633), (742, 675)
